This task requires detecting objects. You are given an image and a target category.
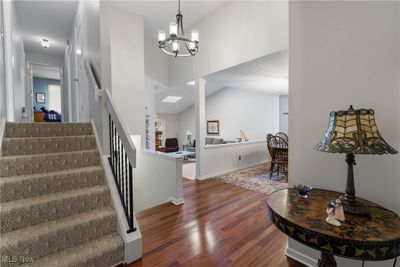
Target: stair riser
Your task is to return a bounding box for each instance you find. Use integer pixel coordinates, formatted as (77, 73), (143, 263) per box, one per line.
(5, 123), (92, 138)
(24, 233), (124, 267)
(0, 168), (105, 203)
(0, 189), (110, 234)
(0, 212), (117, 265)
(1, 136), (97, 156)
(0, 151), (100, 177)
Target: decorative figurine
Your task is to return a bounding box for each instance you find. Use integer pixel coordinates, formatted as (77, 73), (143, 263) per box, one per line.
(294, 184), (313, 199)
(326, 202), (342, 227)
(334, 196), (345, 222)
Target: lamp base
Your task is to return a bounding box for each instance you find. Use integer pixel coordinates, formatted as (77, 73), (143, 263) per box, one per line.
(344, 194), (370, 215)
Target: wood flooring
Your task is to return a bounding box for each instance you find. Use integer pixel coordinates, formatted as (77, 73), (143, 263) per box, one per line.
(129, 178), (305, 267)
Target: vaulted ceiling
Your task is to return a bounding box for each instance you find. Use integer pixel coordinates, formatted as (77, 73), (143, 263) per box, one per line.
(111, 1), (227, 37)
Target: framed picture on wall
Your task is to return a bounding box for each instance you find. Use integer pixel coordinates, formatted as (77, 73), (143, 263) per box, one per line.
(207, 120), (220, 135)
(36, 93), (46, 103)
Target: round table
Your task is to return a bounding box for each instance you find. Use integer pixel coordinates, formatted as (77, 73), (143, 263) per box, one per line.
(267, 188), (400, 267)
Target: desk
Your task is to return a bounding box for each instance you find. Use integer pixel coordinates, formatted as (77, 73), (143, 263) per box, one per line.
(267, 188), (400, 266)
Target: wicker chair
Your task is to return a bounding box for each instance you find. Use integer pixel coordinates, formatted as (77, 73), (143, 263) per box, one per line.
(276, 132), (289, 143)
(267, 135), (288, 179)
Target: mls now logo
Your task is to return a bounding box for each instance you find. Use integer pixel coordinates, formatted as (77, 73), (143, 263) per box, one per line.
(0, 255), (35, 264)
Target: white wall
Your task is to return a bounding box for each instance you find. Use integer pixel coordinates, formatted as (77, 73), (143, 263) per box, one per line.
(0, 0), (7, 124)
(178, 88), (280, 146)
(289, 2), (400, 266)
(200, 141), (269, 179)
(100, 2), (145, 141)
(5, 0), (26, 122)
(169, 1), (288, 85)
(279, 95), (288, 134)
(144, 35), (169, 86)
(144, 34), (170, 150)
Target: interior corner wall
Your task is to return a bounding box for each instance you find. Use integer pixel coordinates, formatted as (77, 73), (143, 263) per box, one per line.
(5, 0), (26, 122)
(279, 95), (288, 134)
(100, 2), (145, 140)
(144, 35), (169, 87)
(169, 1), (288, 85)
(289, 2), (400, 266)
(0, 0), (7, 123)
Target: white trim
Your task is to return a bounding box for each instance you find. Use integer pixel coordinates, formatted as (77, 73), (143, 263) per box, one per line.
(0, 117), (6, 156)
(197, 160), (269, 180)
(204, 140), (266, 150)
(90, 120), (142, 264)
(285, 247), (317, 267)
(168, 196), (184, 205)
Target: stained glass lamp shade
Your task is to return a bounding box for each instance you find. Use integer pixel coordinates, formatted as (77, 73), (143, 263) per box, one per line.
(314, 105), (398, 215)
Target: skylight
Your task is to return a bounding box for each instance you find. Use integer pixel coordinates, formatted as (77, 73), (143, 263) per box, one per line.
(162, 96), (182, 103)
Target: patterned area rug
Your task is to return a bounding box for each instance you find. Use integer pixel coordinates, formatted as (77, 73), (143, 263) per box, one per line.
(214, 164), (289, 195)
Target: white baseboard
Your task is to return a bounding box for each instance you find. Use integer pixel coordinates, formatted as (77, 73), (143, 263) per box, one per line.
(197, 160), (269, 180)
(168, 196), (184, 205)
(286, 247), (317, 267)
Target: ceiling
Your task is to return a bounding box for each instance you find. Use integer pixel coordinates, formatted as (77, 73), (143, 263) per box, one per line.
(111, 1), (226, 37)
(205, 51), (289, 95)
(15, 0), (78, 58)
(155, 50), (288, 114)
(155, 82), (224, 114)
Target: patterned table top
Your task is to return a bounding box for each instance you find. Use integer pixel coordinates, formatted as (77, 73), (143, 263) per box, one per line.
(267, 188), (400, 261)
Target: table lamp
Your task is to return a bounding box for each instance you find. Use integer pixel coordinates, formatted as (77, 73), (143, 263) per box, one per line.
(314, 105), (398, 215)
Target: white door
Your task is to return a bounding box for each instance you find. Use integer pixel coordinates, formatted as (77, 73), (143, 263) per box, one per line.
(48, 84), (61, 113)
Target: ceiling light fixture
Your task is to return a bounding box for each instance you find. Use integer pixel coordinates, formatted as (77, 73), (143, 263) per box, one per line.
(158, 0), (199, 57)
(162, 96), (183, 103)
(186, 80), (196, 86)
(41, 38), (50, 48)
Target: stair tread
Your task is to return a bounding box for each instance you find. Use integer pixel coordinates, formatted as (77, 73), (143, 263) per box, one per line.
(1, 185), (108, 212)
(1, 207), (115, 242)
(0, 166), (103, 181)
(0, 149), (98, 160)
(3, 135), (95, 140)
(23, 232), (123, 267)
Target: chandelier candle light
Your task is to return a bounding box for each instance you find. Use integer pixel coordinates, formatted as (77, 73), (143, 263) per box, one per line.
(158, 0), (199, 57)
(314, 105), (398, 215)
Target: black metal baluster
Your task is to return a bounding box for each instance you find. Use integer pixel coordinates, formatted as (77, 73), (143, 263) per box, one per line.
(119, 136), (123, 194)
(125, 153), (128, 213)
(127, 162), (136, 233)
(113, 125), (117, 178)
(109, 114), (112, 166)
(116, 134), (120, 190)
(121, 147), (126, 209)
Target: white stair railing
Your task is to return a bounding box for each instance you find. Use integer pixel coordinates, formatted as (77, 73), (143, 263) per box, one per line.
(84, 60), (137, 233)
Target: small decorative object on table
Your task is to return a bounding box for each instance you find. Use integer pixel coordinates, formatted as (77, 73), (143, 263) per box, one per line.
(326, 202), (342, 227)
(332, 196), (345, 222)
(294, 184), (313, 199)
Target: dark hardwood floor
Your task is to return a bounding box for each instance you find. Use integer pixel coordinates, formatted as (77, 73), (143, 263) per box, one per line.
(129, 178), (305, 267)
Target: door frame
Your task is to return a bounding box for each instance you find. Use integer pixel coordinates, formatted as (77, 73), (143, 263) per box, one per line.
(27, 62), (63, 122)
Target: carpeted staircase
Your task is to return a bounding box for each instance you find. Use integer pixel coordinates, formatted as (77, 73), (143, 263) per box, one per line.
(0, 122), (124, 267)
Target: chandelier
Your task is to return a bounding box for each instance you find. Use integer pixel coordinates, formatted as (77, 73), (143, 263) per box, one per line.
(158, 0), (199, 57)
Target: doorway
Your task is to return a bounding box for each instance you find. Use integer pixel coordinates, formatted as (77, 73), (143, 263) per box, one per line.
(28, 63), (62, 123)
